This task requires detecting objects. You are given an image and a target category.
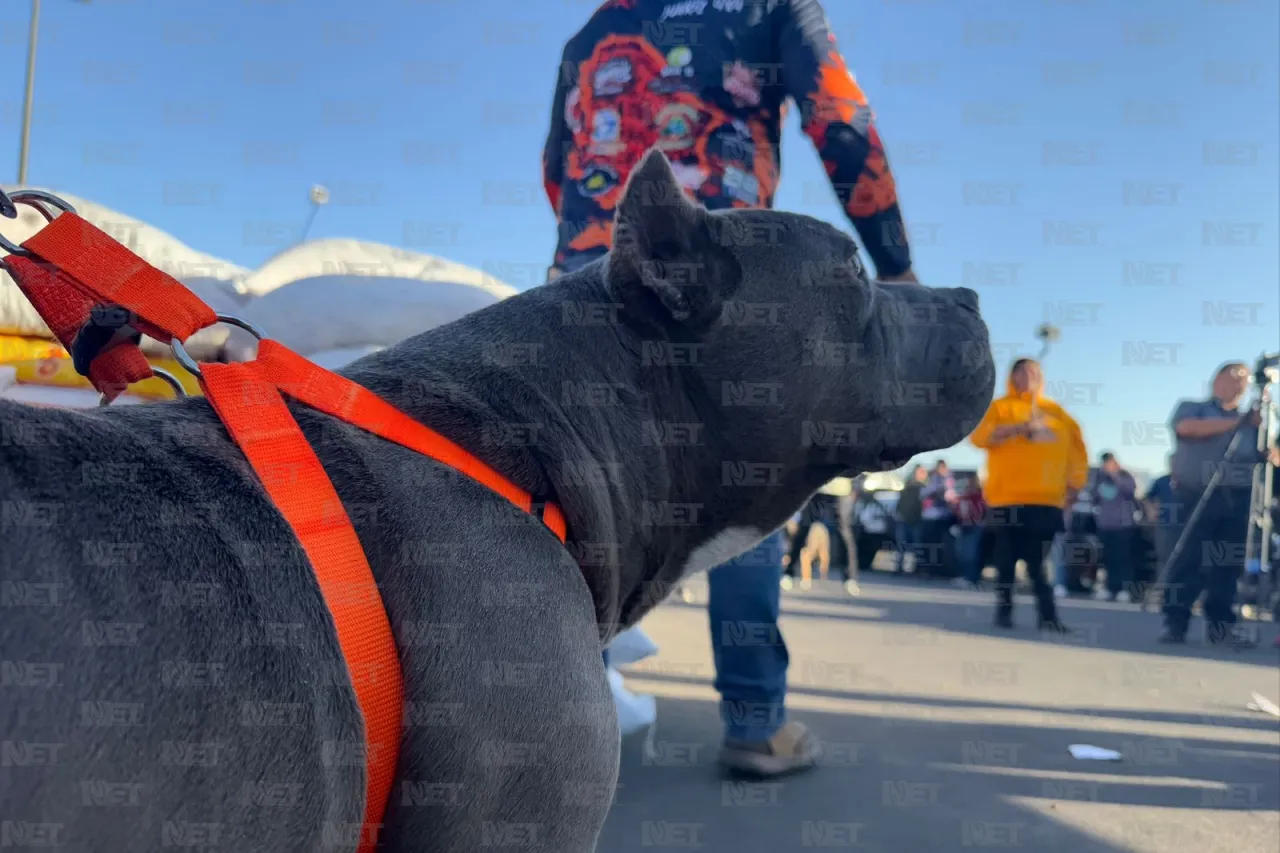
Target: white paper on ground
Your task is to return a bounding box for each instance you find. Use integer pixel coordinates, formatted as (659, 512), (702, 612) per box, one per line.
(1068, 744), (1123, 761)
(1247, 692), (1280, 718)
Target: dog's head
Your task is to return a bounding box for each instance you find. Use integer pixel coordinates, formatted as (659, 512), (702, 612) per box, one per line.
(606, 149), (995, 486)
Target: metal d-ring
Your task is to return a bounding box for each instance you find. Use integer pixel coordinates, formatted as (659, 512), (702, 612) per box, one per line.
(170, 314), (266, 379)
(0, 190), (77, 256)
(98, 367), (189, 407)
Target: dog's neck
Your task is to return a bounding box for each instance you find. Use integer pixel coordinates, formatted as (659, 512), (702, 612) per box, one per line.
(341, 272), (833, 634)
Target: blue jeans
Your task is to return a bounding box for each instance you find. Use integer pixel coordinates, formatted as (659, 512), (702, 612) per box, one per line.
(708, 530), (788, 742)
(955, 526), (984, 584)
(1051, 532), (1069, 587)
(895, 521), (923, 571)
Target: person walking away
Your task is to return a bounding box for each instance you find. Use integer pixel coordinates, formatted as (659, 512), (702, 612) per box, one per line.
(543, 0), (920, 776)
(1159, 362), (1274, 647)
(970, 358), (1088, 631)
(952, 477), (987, 589)
(833, 481), (860, 595)
(784, 491), (834, 586)
(801, 477), (860, 594)
(918, 461), (957, 578)
(1089, 452), (1138, 602)
(894, 466), (927, 573)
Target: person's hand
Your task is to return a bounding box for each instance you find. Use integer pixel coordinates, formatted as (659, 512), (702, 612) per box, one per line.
(1064, 487), (1079, 510)
(1025, 412), (1053, 442)
(1269, 446), (1280, 467)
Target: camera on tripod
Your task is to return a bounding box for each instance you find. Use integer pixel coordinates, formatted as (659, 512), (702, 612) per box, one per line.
(1252, 351), (1280, 390)
(1152, 352), (1280, 628)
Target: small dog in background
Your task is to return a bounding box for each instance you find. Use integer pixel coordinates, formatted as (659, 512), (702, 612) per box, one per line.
(783, 518), (832, 590)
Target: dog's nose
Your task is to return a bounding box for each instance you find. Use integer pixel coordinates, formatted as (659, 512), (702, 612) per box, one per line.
(949, 287), (980, 313)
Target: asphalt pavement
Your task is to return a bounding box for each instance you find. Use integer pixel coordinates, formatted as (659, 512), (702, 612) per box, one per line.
(600, 572), (1280, 853)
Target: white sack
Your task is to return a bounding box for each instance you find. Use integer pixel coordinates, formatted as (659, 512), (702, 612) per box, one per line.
(222, 275), (507, 359)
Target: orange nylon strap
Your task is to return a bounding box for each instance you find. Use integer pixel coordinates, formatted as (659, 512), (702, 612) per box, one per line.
(5, 214), (216, 400)
(255, 340), (568, 542)
(1, 255), (155, 401)
(9, 211), (569, 853)
(21, 213), (216, 344)
(200, 360), (402, 853)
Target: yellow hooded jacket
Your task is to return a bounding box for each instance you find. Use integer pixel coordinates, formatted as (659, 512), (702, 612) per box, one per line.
(970, 376), (1088, 508)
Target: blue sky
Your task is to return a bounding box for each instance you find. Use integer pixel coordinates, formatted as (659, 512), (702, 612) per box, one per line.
(2, 0), (1277, 476)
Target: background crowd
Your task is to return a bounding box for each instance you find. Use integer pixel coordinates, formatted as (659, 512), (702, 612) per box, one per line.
(785, 359), (1280, 631)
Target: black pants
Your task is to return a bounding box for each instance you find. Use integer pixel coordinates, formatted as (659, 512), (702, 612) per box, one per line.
(1097, 528), (1134, 595)
(1161, 487), (1248, 637)
(784, 520), (815, 578)
(992, 505), (1063, 620)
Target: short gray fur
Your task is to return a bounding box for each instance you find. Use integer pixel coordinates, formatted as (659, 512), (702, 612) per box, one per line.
(0, 151), (995, 852)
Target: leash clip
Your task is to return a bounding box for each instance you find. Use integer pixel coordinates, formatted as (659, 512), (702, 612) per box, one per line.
(97, 367), (189, 407)
(170, 314), (267, 378)
(0, 190), (75, 256)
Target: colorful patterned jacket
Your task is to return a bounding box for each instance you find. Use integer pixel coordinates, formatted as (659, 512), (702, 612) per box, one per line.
(543, 0), (912, 280)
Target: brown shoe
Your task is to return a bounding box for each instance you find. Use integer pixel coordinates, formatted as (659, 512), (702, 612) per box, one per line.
(719, 721), (820, 778)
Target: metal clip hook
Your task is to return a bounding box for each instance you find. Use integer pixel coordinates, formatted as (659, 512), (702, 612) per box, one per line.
(170, 314), (267, 379)
(98, 367), (189, 407)
(0, 190), (77, 256)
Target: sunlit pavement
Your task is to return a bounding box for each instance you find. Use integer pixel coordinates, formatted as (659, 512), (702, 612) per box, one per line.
(600, 573), (1280, 853)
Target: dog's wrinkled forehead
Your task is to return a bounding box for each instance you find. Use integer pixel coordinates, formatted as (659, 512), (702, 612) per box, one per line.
(711, 208), (863, 295)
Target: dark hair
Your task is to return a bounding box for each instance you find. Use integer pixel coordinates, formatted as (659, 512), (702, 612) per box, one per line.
(1100, 451), (1116, 463)
(1214, 361), (1247, 380)
(1010, 357), (1038, 375)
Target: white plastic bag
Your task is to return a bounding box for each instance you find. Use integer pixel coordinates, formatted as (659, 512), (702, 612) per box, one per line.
(608, 625), (660, 667)
(608, 668), (657, 736)
(605, 625), (660, 736)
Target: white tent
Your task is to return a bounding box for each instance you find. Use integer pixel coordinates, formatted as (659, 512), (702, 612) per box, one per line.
(1, 188), (519, 362)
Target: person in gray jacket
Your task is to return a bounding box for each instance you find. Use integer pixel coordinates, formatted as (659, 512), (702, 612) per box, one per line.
(1090, 452), (1138, 602)
(1159, 362), (1277, 646)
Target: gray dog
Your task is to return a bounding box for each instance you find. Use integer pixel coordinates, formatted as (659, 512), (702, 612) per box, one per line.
(1, 150), (994, 852)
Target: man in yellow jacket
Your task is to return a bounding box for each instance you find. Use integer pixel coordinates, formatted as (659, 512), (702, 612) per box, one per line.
(970, 358), (1088, 630)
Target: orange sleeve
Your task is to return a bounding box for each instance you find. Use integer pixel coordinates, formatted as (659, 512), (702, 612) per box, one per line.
(1064, 414), (1089, 491)
(776, 0), (910, 279)
(968, 401), (1005, 450)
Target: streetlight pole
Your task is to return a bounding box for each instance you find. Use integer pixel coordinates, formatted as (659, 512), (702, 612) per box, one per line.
(17, 0), (41, 185)
(16, 0), (88, 185)
(298, 184), (329, 245)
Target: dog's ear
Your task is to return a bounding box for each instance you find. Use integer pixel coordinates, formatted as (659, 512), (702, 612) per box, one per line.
(607, 149), (741, 329)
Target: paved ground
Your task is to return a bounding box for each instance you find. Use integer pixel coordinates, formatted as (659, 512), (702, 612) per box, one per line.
(601, 571), (1280, 853)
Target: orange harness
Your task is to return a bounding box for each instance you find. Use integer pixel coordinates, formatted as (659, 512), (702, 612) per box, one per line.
(1, 193), (566, 852)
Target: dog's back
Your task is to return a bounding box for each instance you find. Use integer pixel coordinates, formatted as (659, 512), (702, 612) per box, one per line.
(1, 399), (369, 851)
(1, 397), (618, 853)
